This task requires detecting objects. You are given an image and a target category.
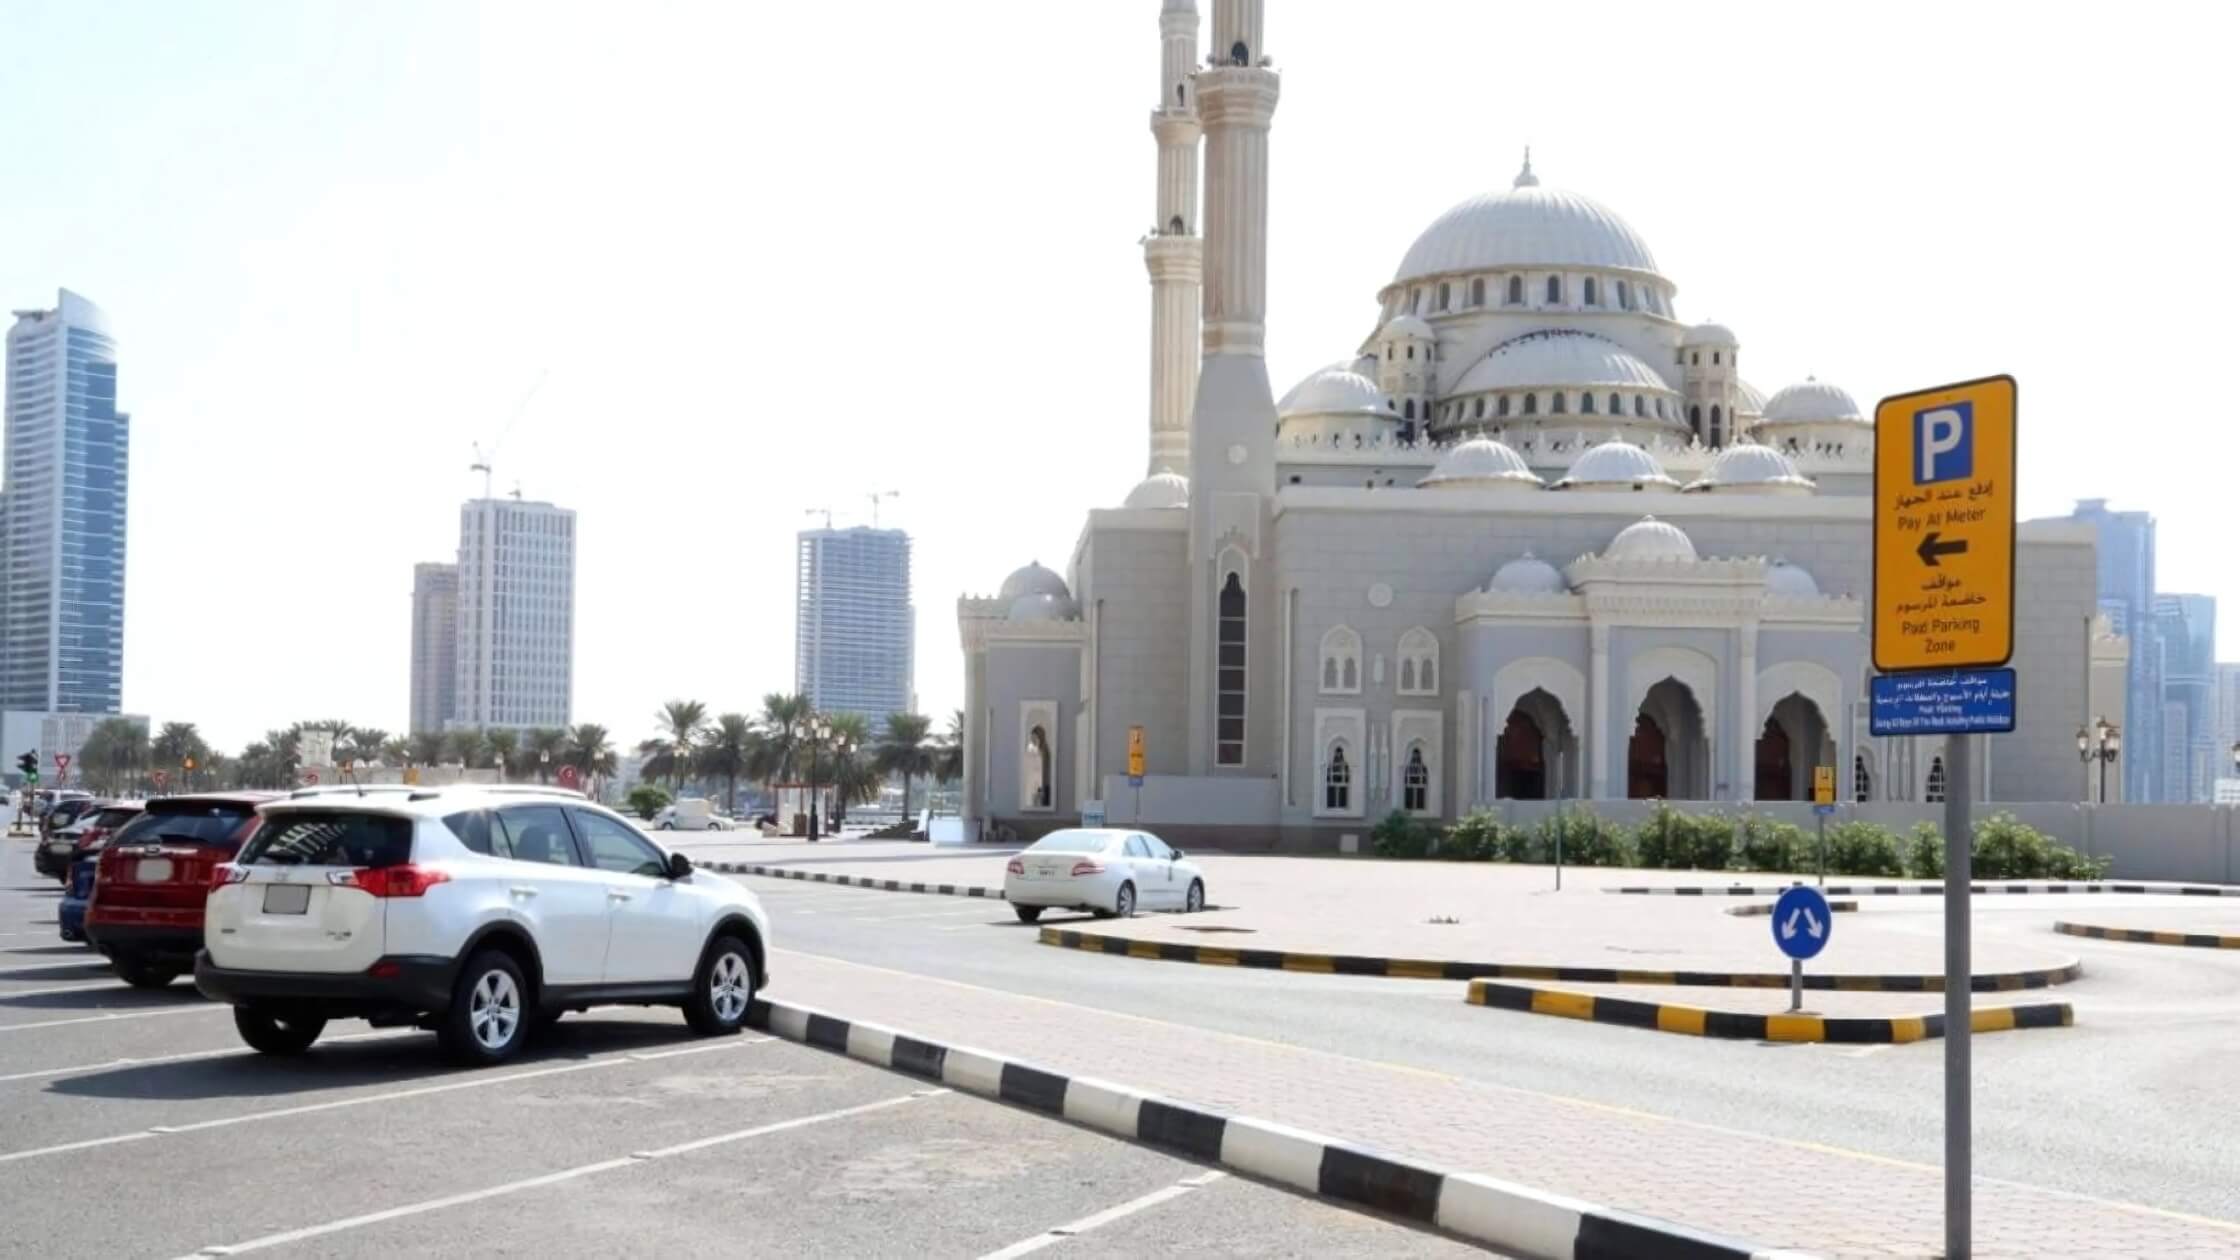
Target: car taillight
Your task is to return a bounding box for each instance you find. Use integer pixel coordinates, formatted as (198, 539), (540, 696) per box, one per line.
(209, 863), (250, 889)
(1006, 859), (1024, 875)
(1070, 860), (1103, 876)
(366, 960), (402, 979)
(337, 865), (451, 898)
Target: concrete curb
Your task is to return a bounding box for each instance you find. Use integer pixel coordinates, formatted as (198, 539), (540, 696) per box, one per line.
(742, 994), (1811, 1259)
(1722, 900), (1859, 918)
(1038, 926), (2084, 993)
(1606, 880), (2240, 897)
(2055, 921), (2240, 949)
(705, 861), (1005, 900)
(1466, 980), (2076, 1044)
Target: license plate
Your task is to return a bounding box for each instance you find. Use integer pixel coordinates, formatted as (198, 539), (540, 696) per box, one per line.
(262, 883), (311, 915)
(134, 858), (174, 883)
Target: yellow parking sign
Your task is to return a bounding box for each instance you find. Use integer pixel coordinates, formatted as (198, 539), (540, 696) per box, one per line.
(1873, 376), (2017, 672)
(1813, 765), (1835, 806)
(1127, 726), (1146, 778)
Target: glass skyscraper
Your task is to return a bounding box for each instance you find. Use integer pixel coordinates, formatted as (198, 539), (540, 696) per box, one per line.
(2155, 592), (2217, 803)
(2, 290), (128, 715)
(451, 497), (574, 731)
(795, 527), (914, 731)
(2072, 499), (2161, 802)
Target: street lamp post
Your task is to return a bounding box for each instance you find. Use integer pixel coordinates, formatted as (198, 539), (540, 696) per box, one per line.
(2077, 718), (2121, 803)
(540, 749), (551, 786)
(806, 717), (829, 843)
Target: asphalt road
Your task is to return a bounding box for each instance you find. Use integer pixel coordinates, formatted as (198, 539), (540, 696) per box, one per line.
(689, 842), (2240, 1227)
(0, 837), (1482, 1259)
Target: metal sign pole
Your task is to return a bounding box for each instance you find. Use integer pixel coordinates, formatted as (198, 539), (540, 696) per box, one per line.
(1944, 734), (1973, 1259)
(1817, 812), (1828, 887)
(1789, 957), (1803, 1013)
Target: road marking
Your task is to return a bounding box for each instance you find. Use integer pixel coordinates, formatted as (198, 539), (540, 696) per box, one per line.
(0, 1030), (416, 1085)
(0, 1035), (775, 1164)
(976, 1170), (1227, 1259)
(770, 946), (2240, 1236)
(0, 1004), (222, 1034)
(0, 979), (142, 998)
(176, 1088), (944, 1257)
(0, 959), (113, 975)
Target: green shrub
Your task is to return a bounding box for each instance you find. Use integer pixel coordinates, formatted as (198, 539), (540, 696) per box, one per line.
(1536, 807), (1633, 867)
(1498, 821), (1551, 863)
(1905, 822), (1945, 879)
(1737, 815), (1810, 873)
(625, 784), (672, 821)
(1442, 809), (1508, 861)
(1970, 813), (2112, 880)
(1372, 810), (1435, 859)
(1633, 803), (1733, 869)
(1824, 820), (1905, 876)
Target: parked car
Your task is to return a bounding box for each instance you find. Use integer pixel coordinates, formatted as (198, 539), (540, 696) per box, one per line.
(58, 856), (96, 943)
(194, 785), (771, 1064)
(83, 793), (277, 987)
(1002, 828), (1206, 923)
(66, 800), (147, 873)
(34, 797), (103, 878)
(653, 799), (734, 831)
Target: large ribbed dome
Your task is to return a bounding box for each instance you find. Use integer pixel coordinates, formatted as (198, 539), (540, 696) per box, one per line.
(1762, 378), (1865, 425)
(1684, 443), (1814, 495)
(1007, 592), (1079, 622)
(1553, 441), (1679, 491)
(1766, 560), (1820, 598)
(998, 561), (1069, 603)
(1278, 363), (1392, 418)
(1604, 516), (1698, 563)
(1417, 438), (1542, 490)
(1735, 379), (1769, 417)
(1489, 551), (1567, 593)
(1449, 331), (1671, 395)
(1122, 468), (1189, 509)
(1394, 158), (1659, 284)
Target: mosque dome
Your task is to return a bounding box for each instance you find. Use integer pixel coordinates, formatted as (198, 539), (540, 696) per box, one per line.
(1489, 551), (1567, 594)
(1417, 438), (1542, 490)
(1393, 156), (1660, 285)
(998, 561), (1070, 603)
(1278, 364), (1393, 418)
(1682, 321), (1737, 346)
(1734, 379), (1769, 417)
(1761, 377), (1865, 426)
(1684, 442), (1815, 495)
(1603, 516), (1698, 563)
(1766, 560), (1820, 598)
(1448, 331), (1669, 396)
(1007, 593), (1079, 622)
(1553, 440), (1680, 491)
(1122, 467), (1189, 509)
(1380, 313), (1436, 341)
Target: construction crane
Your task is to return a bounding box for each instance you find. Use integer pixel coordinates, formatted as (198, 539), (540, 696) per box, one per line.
(868, 490), (900, 528)
(469, 372), (548, 500)
(805, 507), (834, 530)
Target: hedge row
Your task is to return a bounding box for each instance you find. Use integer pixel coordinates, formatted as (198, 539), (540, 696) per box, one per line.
(1369, 804), (2111, 880)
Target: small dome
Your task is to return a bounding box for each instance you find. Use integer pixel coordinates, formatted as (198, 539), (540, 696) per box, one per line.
(1734, 379), (1769, 417)
(1553, 440), (1680, 491)
(998, 561), (1070, 603)
(1684, 442), (1815, 494)
(1762, 377), (1865, 426)
(1604, 516), (1698, 563)
(1418, 438), (1543, 490)
(1682, 322), (1737, 346)
(1766, 560), (1820, 598)
(1007, 592), (1079, 622)
(1278, 363), (1392, 419)
(1489, 551), (1567, 594)
(1393, 159), (1660, 285)
(1449, 330), (1671, 396)
(1123, 468), (1189, 509)
(1380, 313), (1436, 342)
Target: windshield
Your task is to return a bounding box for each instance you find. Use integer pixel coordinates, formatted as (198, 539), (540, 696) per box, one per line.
(1026, 831), (1112, 854)
(90, 807), (142, 830)
(113, 803), (260, 848)
(237, 812), (415, 867)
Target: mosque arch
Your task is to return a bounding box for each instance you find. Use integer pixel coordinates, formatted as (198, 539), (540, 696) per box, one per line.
(1319, 625), (1362, 695)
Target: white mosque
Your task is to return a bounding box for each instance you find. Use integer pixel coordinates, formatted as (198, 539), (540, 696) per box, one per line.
(957, 0), (2118, 847)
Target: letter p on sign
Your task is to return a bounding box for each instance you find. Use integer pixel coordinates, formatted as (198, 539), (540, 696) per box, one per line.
(1915, 401), (1973, 484)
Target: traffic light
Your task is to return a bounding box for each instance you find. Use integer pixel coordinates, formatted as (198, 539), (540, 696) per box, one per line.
(17, 750), (38, 782)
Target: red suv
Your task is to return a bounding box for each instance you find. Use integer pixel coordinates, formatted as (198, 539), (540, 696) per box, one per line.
(86, 793), (281, 988)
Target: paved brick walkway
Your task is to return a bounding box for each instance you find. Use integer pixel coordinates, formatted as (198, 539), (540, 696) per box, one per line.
(771, 948), (2240, 1257)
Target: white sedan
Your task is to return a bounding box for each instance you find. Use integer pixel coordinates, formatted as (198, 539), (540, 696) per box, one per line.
(1003, 828), (1205, 923)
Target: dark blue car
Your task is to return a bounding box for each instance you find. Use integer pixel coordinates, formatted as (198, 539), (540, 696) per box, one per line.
(58, 857), (96, 943)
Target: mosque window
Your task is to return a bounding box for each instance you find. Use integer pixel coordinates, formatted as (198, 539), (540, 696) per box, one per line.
(1690, 351), (1700, 366)
(1522, 394), (1537, 415)
(1177, 83), (1186, 107)
(1168, 214), (1184, 234)
(1406, 345), (1414, 361)
(1497, 395), (1511, 418)
(1854, 754), (1872, 802)
(1609, 393), (1621, 414)
(1617, 280), (1632, 310)
(1397, 628), (1439, 696)
(1400, 659), (1415, 691)
(1471, 278), (1485, 306)
(1583, 277), (1599, 306)
(1633, 396), (1645, 418)
(1507, 276), (1524, 305)
(1409, 289), (1420, 313)
(1403, 745), (1430, 812)
(1438, 282), (1450, 310)
(1551, 393), (1567, 415)
(1545, 275), (1562, 304)
(1709, 405), (1723, 445)
(1403, 399), (1414, 419)
(1581, 393), (1595, 415)
(1689, 404), (1702, 435)
(1320, 627), (1361, 695)
(1925, 755), (1947, 803)
(1231, 40), (1249, 65)
(1323, 744), (1352, 811)
(1216, 573), (1246, 766)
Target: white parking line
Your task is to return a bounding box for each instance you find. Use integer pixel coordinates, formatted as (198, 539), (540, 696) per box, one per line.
(175, 1088), (945, 1257)
(976, 1169), (1227, 1258)
(0, 1030), (414, 1084)
(0, 979), (136, 999)
(0, 959), (113, 975)
(0, 1035), (776, 1164)
(0, 1004), (221, 1034)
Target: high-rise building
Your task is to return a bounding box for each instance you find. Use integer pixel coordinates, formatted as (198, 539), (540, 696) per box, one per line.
(2155, 592), (2217, 803)
(2071, 499), (2161, 801)
(1, 290), (128, 715)
(795, 526), (913, 730)
(452, 497), (574, 731)
(410, 562), (459, 734)
(2216, 662), (2240, 751)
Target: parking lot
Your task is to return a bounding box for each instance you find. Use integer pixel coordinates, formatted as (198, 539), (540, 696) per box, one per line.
(0, 836), (1480, 1259)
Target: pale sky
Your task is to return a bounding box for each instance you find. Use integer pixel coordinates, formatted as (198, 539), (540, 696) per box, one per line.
(5, 1), (2235, 754)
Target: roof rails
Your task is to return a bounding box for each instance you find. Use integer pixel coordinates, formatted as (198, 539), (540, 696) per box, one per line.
(284, 782), (588, 802)
(286, 784), (420, 800)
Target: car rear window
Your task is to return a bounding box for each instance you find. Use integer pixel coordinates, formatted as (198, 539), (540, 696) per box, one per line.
(237, 812), (415, 868)
(1026, 831), (1110, 854)
(91, 807), (142, 829)
(114, 803), (259, 848)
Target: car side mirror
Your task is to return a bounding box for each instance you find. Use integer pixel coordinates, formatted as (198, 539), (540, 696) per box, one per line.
(1170, 847), (1185, 860)
(667, 852), (693, 880)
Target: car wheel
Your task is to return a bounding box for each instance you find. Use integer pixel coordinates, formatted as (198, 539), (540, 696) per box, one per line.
(685, 935), (755, 1036)
(114, 955), (179, 989)
(438, 950), (530, 1065)
(1114, 881), (1136, 919)
(233, 1004), (326, 1055)
(1012, 904), (1043, 924)
(1185, 879), (1205, 913)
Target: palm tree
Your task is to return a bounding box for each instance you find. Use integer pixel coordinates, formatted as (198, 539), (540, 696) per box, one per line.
(345, 727), (390, 767)
(563, 723), (617, 794)
(381, 737), (410, 767)
(823, 713), (875, 827)
(407, 731), (446, 767)
(875, 712), (936, 821)
(78, 718), (150, 795)
(486, 728), (521, 780)
(753, 692), (810, 799)
(655, 700), (709, 790)
(152, 722), (206, 772)
(525, 727), (568, 784)
(444, 727), (488, 769)
(637, 737), (682, 790)
(934, 709), (966, 785)
(697, 714), (758, 814)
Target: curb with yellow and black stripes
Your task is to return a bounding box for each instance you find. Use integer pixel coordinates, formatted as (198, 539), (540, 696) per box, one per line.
(1037, 927), (2083, 992)
(704, 861), (1005, 900)
(2056, 921), (2240, 949)
(1466, 980), (2074, 1044)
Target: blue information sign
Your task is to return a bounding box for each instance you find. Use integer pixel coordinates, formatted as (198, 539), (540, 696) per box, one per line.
(1771, 885), (1833, 961)
(1127, 774), (1144, 788)
(1869, 667), (2016, 737)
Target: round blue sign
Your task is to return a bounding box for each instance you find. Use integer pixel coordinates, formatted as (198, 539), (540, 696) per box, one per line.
(1771, 885), (1833, 961)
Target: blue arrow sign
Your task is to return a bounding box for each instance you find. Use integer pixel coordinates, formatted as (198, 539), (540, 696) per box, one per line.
(1772, 885), (1833, 961)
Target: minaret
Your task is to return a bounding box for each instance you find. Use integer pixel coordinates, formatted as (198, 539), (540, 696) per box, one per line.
(1183, 0), (1279, 774)
(1144, 0), (1202, 473)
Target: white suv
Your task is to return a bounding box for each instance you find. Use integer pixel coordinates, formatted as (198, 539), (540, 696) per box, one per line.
(193, 786), (770, 1065)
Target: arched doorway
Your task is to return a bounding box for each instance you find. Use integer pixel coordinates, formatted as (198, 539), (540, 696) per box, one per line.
(1494, 687), (1576, 799)
(1631, 677), (1708, 799)
(1628, 715), (1668, 798)
(1755, 691), (1833, 800)
(1754, 718), (1794, 800)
